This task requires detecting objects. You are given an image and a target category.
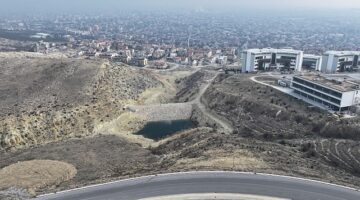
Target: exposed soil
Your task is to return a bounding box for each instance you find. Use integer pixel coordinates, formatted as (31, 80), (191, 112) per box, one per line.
(0, 135), (160, 195)
(198, 73), (360, 187)
(0, 160), (77, 193)
(2, 59), (360, 198)
(0, 56), (161, 150)
(173, 70), (214, 103)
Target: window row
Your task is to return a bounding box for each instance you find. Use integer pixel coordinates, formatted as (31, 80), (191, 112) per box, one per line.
(294, 90), (340, 111)
(293, 77), (342, 98)
(292, 83), (341, 105)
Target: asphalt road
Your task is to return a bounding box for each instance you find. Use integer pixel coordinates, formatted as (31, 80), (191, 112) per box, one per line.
(36, 172), (360, 200)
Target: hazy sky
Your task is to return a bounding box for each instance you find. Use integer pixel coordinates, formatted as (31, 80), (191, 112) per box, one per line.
(1, 0), (359, 15)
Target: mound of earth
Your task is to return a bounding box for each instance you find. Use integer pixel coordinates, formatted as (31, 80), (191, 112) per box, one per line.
(0, 135), (161, 195)
(0, 160), (77, 192)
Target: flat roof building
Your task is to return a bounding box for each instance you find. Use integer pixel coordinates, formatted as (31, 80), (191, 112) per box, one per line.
(291, 75), (360, 111)
(303, 54), (322, 71)
(241, 48), (304, 72)
(321, 51), (360, 73)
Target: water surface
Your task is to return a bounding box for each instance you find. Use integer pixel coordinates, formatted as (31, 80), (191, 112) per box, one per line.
(136, 120), (194, 140)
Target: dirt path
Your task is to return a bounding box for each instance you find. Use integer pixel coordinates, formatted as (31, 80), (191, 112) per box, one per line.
(191, 72), (234, 134)
(125, 70), (233, 134)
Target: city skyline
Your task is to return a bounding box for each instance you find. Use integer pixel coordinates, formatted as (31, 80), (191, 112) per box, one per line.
(1, 0), (360, 15)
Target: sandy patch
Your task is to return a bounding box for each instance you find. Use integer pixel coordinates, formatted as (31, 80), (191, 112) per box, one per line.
(95, 112), (154, 147)
(0, 160), (77, 191)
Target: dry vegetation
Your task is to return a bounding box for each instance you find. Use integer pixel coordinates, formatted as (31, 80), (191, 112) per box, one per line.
(0, 39), (34, 52)
(150, 127), (360, 188)
(306, 139), (360, 175)
(0, 56), (161, 150)
(0, 160), (77, 194)
(2, 58), (360, 198)
(197, 73), (360, 187)
(0, 135), (160, 195)
(173, 70), (214, 103)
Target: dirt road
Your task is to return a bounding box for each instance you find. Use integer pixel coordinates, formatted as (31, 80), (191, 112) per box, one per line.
(192, 72), (233, 134)
(124, 68), (232, 134)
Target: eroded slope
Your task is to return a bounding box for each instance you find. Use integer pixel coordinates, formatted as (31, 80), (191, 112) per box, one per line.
(0, 56), (160, 149)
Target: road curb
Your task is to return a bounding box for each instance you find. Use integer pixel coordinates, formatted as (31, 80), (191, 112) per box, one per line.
(37, 170), (360, 198)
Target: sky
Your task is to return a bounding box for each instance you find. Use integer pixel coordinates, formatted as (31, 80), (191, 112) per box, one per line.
(1, 0), (359, 15)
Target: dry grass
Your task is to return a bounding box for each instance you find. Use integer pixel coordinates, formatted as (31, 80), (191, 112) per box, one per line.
(0, 160), (77, 191)
(0, 52), (66, 59)
(94, 112), (153, 146)
(0, 57), (162, 149)
(175, 149), (267, 170)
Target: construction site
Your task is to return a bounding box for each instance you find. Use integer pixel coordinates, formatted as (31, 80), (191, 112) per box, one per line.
(1, 52), (360, 199)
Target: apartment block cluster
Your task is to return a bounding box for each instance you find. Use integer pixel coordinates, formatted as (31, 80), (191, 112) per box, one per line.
(76, 40), (237, 68)
(241, 48), (360, 74)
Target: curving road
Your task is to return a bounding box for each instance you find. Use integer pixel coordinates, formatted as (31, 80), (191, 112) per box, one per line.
(36, 171), (360, 200)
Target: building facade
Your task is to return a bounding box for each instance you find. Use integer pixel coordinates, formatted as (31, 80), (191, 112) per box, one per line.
(321, 51), (360, 73)
(291, 75), (360, 111)
(302, 54), (322, 71)
(241, 48), (304, 72)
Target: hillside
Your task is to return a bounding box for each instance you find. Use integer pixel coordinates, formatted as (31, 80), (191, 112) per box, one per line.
(0, 55), (161, 149)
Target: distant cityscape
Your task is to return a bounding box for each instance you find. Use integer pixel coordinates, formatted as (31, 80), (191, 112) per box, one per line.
(1, 11), (360, 69)
(2, 2), (360, 199)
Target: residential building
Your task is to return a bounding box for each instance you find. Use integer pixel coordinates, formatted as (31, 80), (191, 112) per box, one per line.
(217, 56), (228, 65)
(138, 58), (148, 67)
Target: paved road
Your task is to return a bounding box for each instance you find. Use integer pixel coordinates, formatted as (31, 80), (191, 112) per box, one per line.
(36, 172), (360, 200)
(250, 75), (336, 113)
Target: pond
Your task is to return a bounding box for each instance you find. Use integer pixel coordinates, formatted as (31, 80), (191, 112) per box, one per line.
(136, 119), (195, 140)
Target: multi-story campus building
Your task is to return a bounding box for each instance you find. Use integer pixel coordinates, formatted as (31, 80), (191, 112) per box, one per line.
(302, 54), (322, 71)
(321, 51), (360, 73)
(291, 75), (360, 111)
(241, 48), (304, 72)
(241, 49), (360, 74)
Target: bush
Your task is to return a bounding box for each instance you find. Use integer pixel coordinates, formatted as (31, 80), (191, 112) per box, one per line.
(300, 142), (312, 152)
(278, 140), (286, 145)
(305, 149), (317, 158)
(262, 133), (273, 140)
(311, 121), (325, 133)
(293, 114), (309, 125)
(319, 124), (360, 140)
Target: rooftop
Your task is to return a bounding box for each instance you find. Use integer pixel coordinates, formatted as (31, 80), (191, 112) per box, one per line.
(324, 51), (360, 56)
(245, 48), (303, 55)
(303, 54), (322, 59)
(295, 75), (360, 92)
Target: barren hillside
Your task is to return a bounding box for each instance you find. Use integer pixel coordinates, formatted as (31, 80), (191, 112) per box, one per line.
(0, 56), (161, 149)
(200, 74), (360, 183)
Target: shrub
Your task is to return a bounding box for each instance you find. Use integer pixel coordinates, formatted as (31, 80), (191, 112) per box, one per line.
(311, 121), (325, 133)
(300, 142), (312, 152)
(319, 125), (360, 140)
(293, 114), (309, 125)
